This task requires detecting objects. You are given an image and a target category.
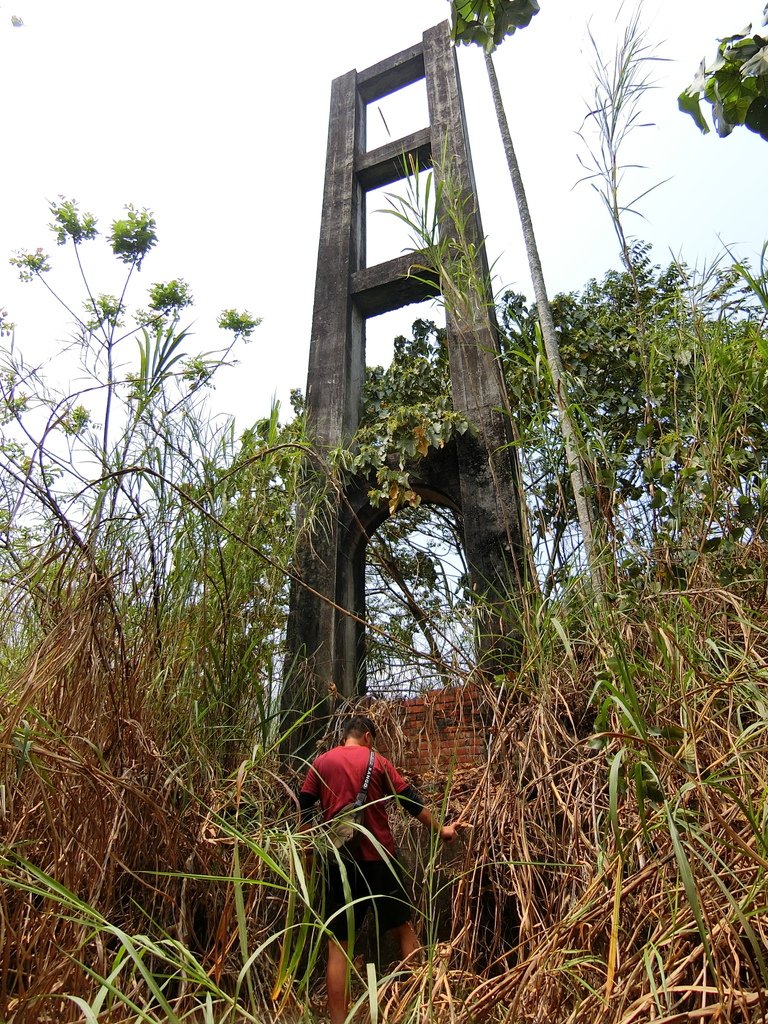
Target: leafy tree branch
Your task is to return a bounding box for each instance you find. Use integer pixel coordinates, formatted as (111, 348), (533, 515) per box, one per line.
(679, 4), (768, 141)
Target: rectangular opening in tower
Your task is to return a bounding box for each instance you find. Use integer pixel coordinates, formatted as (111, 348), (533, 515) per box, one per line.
(366, 77), (429, 152)
(366, 302), (446, 371)
(364, 173), (439, 271)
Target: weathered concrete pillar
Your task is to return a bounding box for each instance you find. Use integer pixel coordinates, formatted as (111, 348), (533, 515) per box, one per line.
(282, 22), (531, 757)
(423, 23), (530, 645)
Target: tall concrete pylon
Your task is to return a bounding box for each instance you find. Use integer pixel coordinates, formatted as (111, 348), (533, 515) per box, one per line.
(282, 21), (530, 753)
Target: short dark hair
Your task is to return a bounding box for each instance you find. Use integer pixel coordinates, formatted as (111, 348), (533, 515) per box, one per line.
(341, 715), (377, 740)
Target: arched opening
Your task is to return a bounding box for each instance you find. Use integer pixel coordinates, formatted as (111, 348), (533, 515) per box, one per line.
(364, 499), (471, 696)
(338, 464), (472, 699)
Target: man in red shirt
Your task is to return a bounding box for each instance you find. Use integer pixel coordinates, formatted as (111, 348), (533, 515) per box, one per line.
(299, 714), (457, 1024)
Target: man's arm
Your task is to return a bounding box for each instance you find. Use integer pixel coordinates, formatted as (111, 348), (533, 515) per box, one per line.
(298, 791), (318, 829)
(395, 785), (457, 843)
(415, 806), (457, 843)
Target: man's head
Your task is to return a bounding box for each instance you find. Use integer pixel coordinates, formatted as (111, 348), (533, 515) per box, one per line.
(341, 715), (377, 746)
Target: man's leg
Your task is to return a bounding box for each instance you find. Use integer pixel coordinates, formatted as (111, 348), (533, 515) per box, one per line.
(389, 920), (421, 961)
(327, 938), (350, 1024)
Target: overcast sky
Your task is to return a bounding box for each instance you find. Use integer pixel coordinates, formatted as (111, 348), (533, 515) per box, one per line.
(1, 0), (765, 427)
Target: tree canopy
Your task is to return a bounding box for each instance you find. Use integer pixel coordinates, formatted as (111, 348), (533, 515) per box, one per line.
(449, 0), (540, 52)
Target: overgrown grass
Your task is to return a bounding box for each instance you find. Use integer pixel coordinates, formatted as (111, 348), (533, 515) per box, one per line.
(3, 553), (768, 1021)
(1, 203), (768, 1022)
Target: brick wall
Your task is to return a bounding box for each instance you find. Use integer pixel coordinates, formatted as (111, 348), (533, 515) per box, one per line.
(374, 685), (487, 779)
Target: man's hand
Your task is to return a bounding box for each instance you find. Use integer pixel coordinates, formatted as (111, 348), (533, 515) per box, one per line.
(416, 806), (460, 842)
(440, 823), (458, 843)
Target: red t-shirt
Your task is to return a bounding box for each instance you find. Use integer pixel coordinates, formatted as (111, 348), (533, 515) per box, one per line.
(300, 744), (409, 861)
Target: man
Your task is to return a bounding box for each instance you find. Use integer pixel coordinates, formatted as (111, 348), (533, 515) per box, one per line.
(298, 714), (457, 1024)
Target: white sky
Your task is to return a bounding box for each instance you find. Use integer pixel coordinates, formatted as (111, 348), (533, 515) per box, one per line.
(0, 0), (765, 428)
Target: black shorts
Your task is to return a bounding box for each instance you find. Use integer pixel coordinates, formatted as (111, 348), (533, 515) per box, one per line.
(323, 855), (412, 941)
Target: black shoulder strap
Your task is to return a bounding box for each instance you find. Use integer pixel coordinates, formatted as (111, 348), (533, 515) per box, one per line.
(353, 749), (376, 808)
(361, 748), (376, 793)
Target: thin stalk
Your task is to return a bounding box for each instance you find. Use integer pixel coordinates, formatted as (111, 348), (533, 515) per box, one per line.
(32, 267), (89, 334)
(484, 50), (606, 597)
(74, 241), (111, 351)
(101, 261), (135, 473)
(578, 11), (665, 539)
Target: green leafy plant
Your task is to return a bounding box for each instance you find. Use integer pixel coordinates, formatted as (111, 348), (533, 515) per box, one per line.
(352, 319), (468, 515)
(109, 203), (158, 267)
(679, 4), (768, 140)
(450, 0), (540, 52)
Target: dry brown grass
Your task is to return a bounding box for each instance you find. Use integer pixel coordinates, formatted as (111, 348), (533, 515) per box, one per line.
(366, 571), (768, 1023)
(2, 560), (768, 1023)
(0, 580), (288, 1023)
